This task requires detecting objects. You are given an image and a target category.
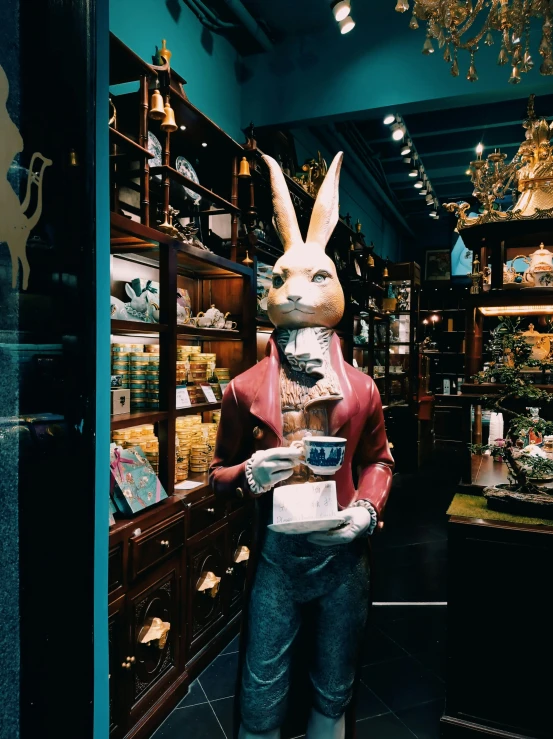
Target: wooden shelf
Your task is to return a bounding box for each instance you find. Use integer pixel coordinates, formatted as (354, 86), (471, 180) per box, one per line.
(149, 165), (240, 214)
(111, 319), (168, 335)
(111, 410), (168, 430)
(110, 212), (253, 278)
(176, 401), (221, 417)
(176, 326), (242, 341)
(173, 470), (211, 497)
(109, 128), (153, 159)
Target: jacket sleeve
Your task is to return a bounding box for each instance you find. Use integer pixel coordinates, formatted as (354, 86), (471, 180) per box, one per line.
(209, 380), (252, 502)
(353, 380), (394, 520)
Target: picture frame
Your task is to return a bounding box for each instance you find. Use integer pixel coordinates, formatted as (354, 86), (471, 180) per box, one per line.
(425, 249), (451, 281)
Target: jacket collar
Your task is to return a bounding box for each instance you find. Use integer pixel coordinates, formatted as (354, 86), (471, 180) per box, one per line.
(250, 332), (359, 441)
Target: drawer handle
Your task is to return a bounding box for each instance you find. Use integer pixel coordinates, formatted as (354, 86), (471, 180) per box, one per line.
(126, 655), (136, 663)
(225, 566), (234, 575)
(234, 545), (250, 564)
(121, 661), (132, 670)
(138, 617), (171, 649)
(160, 539), (170, 548)
(196, 571), (221, 598)
(206, 507), (215, 514)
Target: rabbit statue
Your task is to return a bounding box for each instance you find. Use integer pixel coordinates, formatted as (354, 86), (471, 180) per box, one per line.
(210, 153), (394, 739)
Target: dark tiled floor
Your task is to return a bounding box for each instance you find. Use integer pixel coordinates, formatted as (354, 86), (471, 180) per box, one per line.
(152, 463), (455, 739)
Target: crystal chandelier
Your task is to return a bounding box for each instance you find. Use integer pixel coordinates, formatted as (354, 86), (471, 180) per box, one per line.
(444, 94), (553, 228)
(395, 1), (553, 83)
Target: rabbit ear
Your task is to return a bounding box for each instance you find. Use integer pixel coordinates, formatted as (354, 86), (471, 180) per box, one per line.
(125, 283), (136, 299)
(262, 154), (303, 252)
(306, 152), (343, 249)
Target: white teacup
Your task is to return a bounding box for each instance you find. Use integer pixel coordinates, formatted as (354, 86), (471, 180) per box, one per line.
(292, 436), (346, 475)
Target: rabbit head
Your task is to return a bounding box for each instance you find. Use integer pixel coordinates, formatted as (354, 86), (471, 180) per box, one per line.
(263, 152), (345, 329)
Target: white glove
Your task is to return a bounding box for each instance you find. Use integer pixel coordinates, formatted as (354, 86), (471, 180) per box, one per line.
(245, 446), (303, 494)
(307, 506), (374, 547)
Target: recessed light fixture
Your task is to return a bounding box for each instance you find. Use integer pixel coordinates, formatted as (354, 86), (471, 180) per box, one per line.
(391, 122), (405, 141)
(383, 113), (396, 125)
(339, 15), (356, 33)
(179, 125), (186, 131)
(400, 141), (412, 156)
(331, 0), (351, 22)
(201, 142), (208, 147)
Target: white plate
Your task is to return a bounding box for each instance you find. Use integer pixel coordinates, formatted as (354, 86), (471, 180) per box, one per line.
(175, 155), (202, 205)
(267, 517), (345, 535)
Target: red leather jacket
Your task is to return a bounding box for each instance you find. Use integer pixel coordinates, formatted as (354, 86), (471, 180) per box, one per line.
(210, 333), (394, 517)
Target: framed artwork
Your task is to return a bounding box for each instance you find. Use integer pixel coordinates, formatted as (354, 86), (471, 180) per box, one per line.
(425, 249), (451, 281)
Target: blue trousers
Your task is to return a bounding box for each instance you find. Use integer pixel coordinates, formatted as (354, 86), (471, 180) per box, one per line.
(240, 530), (370, 734)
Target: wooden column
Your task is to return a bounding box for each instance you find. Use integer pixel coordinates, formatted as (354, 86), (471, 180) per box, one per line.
(162, 125), (171, 229)
(465, 305), (483, 382)
(230, 156), (238, 262)
(473, 404), (482, 445)
(139, 74), (150, 226)
(159, 241), (177, 492)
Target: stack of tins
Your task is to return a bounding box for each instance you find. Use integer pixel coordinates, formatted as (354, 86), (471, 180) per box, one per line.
(111, 343), (143, 388)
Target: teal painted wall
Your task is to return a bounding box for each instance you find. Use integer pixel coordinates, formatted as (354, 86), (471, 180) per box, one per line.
(241, 4), (553, 129)
(110, 0), (244, 141)
(292, 128), (408, 262)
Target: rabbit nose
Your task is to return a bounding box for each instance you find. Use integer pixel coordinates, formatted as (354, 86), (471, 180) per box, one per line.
(287, 294), (302, 303)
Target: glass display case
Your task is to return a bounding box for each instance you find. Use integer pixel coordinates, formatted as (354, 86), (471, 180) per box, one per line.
(385, 262), (421, 407)
(353, 310), (390, 403)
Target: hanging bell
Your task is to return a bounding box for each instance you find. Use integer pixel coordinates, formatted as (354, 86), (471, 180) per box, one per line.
(383, 265), (389, 278)
(149, 89), (165, 120)
(159, 39), (172, 66)
(509, 64), (521, 84)
(367, 254), (375, 268)
(242, 250), (254, 267)
(161, 98), (178, 132)
(238, 157), (251, 178)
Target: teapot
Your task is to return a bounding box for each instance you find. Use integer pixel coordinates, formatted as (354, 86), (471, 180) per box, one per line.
(195, 304), (229, 328)
(512, 243), (553, 285)
(520, 323), (551, 361)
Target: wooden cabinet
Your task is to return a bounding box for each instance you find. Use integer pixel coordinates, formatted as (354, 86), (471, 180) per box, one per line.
(108, 489), (252, 738)
(442, 503), (553, 739)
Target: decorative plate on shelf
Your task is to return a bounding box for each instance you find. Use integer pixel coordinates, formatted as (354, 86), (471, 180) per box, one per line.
(147, 132), (162, 179)
(175, 156), (202, 205)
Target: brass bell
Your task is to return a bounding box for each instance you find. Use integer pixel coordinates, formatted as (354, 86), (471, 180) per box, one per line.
(242, 250), (254, 267)
(383, 266), (389, 278)
(159, 39), (172, 66)
(161, 98), (178, 133)
(149, 89), (165, 120)
(238, 157), (251, 178)
(367, 254), (375, 268)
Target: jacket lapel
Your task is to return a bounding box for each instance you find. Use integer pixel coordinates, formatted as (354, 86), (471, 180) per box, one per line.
(250, 337), (283, 442)
(328, 333), (360, 435)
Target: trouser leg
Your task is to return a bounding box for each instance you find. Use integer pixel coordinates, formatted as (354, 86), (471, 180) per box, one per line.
(309, 553), (370, 720)
(240, 560), (301, 734)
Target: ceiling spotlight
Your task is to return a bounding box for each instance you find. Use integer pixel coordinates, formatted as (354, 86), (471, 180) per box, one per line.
(201, 142), (208, 147)
(403, 156), (412, 164)
(331, 0), (351, 22)
(409, 167), (418, 177)
(400, 141), (412, 156)
(383, 113), (396, 125)
(391, 122), (405, 141)
(339, 15), (356, 33)
(419, 185), (428, 195)
(414, 173), (424, 188)
(429, 209), (439, 218)
(179, 125), (186, 131)
(426, 193), (434, 205)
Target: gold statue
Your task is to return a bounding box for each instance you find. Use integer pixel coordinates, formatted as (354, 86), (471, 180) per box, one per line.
(0, 63), (52, 290)
(293, 151), (328, 198)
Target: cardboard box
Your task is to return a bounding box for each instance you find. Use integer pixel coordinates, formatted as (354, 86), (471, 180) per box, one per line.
(111, 388), (130, 415)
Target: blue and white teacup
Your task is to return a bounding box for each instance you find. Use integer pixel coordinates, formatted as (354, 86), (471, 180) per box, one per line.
(292, 436), (346, 475)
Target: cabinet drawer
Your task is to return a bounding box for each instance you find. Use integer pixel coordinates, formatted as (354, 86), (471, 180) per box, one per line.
(108, 544), (124, 593)
(130, 514), (184, 580)
(189, 496), (226, 538)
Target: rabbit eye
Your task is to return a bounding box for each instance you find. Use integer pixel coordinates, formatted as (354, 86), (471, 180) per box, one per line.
(312, 272), (329, 284)
(272, 274), (284, 288)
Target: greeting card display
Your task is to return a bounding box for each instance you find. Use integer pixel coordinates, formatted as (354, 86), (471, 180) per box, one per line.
(110, 444), (168, 515)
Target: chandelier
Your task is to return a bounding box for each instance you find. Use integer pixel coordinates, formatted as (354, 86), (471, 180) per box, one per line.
(395, 1), (553, 83)
(444, 94), (553, 228)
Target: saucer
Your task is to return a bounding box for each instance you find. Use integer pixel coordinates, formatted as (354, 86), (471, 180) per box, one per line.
(268, 517), (345, 535)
